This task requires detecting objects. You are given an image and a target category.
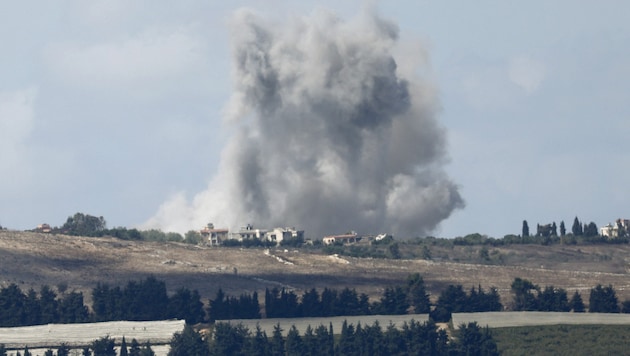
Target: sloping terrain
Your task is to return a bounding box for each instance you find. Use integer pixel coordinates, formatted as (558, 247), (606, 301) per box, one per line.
(2, 231), (630, 308)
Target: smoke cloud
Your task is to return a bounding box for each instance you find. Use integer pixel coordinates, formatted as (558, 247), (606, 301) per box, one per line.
(145, 8), (464, 238)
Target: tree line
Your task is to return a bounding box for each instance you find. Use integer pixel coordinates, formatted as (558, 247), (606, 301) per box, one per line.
(0, 321), (499, 356)
(0, 277), (204, 327)
(510, 277), (630, 313)
(0, 337), (156, 356)
(170, 321), (498, 356)
(3, 275), (630, 329)
(22, 212), (629, 250)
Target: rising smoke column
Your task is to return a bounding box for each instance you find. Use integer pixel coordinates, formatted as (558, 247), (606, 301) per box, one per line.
(146, 8), (464, 238)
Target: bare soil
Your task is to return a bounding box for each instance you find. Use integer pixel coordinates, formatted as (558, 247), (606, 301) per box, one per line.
(2, 231), (630, 308)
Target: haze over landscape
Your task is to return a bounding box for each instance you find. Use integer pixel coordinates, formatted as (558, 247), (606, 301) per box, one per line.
(1, 1), (629, 238)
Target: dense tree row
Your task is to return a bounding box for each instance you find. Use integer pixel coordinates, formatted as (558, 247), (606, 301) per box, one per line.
(431, 285), (502, 322)
(260, 273), (430, 319)
(92, 277), (204, 324)
(187, 320), (498, 356)
(0, 277), (203, 327)
(0, 284), (88, 327)
(589, 284), (620, 313)
(511, 278), (576, 312)
(0, 337), (156, 356)
(0, 322), (497, 356)
(510, 278), (630, 313)
(208, 289), (261, 321)
(5, 275), (630, 332)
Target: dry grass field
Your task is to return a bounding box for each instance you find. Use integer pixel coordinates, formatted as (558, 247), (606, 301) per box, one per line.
(2, 230), (630, 308)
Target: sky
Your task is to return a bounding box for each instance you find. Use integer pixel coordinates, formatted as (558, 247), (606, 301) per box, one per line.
(1, 1), (629, 239)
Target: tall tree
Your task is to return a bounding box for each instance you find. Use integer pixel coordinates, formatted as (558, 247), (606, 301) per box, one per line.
(168, 287), (205, 324)
(301, 326), (316, 356)
(129, 339), (141, 356)
(589, 284), (619, 313)
(61, 212), (107, 236)
(572, 217), (583, 236)
(246, 325), (270, 356)
(23, 288), (41, 326)
(58, 291), (89, 323)
(538, 286), (570, 312)
(91, 336), (116, 356)
(139, 342), (154, 356)
(522, 220), (529, 237)
(336, 320), (355, 356)
(560, 220), (566, 236)
(210, 323), (248, 356)
(300, 288), (321, 317)
(0, 283), (26, 327)
(270, 324), (285, 356)
(407, 273), (430, 314)
(375, 286), (408, 315)
(57, 344), (71, 356)
(167, 325), (209, 356)
(39, 285), (59, 324)
(454, 322), (499, 356)
(584, 222), (599, 237)
(511, 278), (539, 311)
(570, 291), (585, 312)
(119, 337), (128, 356)
(285, 325), (304, 356)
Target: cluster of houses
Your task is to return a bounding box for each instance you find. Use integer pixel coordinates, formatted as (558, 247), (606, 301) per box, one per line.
(600, 219), (630, 238)
(199, 223), (391, 247)
(199, 223), (305, 246)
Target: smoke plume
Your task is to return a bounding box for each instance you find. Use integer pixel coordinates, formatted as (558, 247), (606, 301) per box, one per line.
(145, 8), (464, 238)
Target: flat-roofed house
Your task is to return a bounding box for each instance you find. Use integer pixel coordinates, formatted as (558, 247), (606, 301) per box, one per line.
(200, 223), (229, 246)
(322, 232), (360, 245)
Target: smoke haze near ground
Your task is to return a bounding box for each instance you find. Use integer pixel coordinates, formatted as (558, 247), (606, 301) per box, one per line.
(144, 8), (464, 238)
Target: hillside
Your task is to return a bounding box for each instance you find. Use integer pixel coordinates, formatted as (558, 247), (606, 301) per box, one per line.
(2, 230), (630, 308)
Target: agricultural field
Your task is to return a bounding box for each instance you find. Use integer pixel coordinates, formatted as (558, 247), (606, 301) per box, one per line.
(452, 312), (630, 329)
(0, 320), (183, 356)
(492, 324), (630, 356)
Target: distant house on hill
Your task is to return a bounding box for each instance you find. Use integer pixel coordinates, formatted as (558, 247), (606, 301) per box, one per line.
(35, 223), (52, 233)
(230, 224), (267, 241)
(265, 227), (304, 245)
(200, 223), (229, 246)
(601, 219), (630, 238)
(323, 232), (361, 245)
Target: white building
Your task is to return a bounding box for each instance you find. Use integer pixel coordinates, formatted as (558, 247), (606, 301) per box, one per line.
(600, 219), (630, 238)
(200, 223), (229, 246)
(230, 224), (268, 241)
(323, 232), (360, 245)
(265, 227), (305, 244)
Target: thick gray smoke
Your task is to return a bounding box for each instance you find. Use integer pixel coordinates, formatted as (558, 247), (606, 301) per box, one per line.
(145, 8), (464, 238)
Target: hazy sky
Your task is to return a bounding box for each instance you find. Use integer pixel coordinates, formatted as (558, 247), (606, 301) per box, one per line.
(1, 1), (628, 238)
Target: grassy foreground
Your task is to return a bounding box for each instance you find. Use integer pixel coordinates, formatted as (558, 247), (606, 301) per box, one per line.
(493, 324), (630, 355)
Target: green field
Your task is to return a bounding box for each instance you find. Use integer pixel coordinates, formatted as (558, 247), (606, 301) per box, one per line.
(493, 324), (630, 355)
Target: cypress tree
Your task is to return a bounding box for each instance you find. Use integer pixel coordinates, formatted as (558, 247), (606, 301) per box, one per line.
(270, 323), (285, 356)
(570, 291), (585, 313)
(167, 325), (209, 356)
(129, 339), (141, 356)
(285, 325), (304, 356)
(119, 337), (128, 356)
